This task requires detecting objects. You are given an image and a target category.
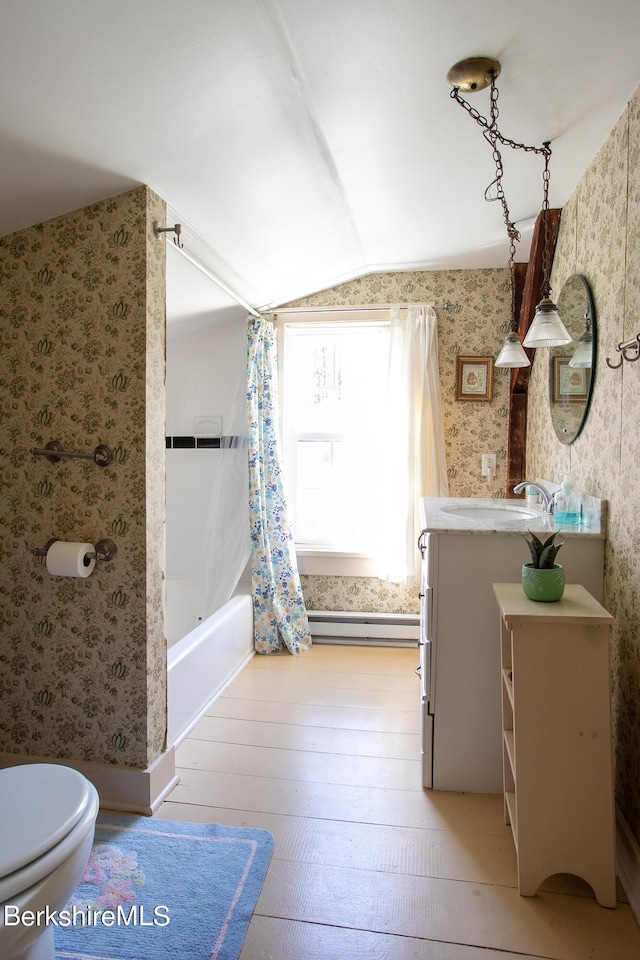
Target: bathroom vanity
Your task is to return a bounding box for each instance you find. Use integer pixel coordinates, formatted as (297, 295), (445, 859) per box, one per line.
(418, 495), (606, 794)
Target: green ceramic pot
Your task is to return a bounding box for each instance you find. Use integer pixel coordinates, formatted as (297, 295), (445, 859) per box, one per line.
(521, 563), (565, 602)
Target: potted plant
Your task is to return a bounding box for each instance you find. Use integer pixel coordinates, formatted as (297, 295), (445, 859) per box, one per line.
(521, 531), (566, 602)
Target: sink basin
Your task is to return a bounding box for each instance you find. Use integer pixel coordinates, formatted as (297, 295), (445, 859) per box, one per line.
(440, 504), (540, 521)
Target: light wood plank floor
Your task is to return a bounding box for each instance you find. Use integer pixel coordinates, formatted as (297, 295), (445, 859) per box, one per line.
(156, 644), (640, 959)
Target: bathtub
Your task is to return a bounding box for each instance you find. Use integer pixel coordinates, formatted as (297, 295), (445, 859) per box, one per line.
(167, 593), (254, 748)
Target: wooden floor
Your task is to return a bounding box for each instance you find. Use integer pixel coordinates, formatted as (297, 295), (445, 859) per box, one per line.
(156, 644), (640, 959)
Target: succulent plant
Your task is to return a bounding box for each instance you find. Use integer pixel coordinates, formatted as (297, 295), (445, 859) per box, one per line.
(523, 531), (565, 569)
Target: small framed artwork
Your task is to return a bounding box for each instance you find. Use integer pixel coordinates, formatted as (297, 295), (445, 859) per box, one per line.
(455, 356), (494, 402)
(552, 356), (591, 402)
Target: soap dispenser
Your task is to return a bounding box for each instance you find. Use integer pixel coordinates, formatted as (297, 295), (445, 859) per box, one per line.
(555, 475), (581, 525)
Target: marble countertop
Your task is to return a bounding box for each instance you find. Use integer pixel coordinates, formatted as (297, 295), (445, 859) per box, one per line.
(420, 496), (606, 539)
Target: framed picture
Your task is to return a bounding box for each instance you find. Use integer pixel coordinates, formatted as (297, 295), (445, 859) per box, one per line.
(552, 356), (590, 402)
(455, 356), (494, 401)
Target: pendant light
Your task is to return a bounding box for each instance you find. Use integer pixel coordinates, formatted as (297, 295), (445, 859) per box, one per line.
(569, 313), (593, 367)
(523, 149), (572, 348)
(447, 59), (530, 368)
(495, 256), (530, 368)
(448, 57), (568, 361)
(496, 329), (531, 368)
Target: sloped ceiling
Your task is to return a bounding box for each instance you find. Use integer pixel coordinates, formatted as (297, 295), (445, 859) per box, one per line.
(2, 0), (640, 320)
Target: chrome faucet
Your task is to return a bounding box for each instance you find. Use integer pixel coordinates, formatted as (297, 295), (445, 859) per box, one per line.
(512, 481), (554, 514)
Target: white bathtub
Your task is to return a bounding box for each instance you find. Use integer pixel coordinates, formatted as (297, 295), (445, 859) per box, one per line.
(167, 593), (254, 748)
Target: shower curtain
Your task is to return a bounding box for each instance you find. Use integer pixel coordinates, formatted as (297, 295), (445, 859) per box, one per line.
(376, 305), (449, 585)
(196, 320), (252, 621)
(247, 317), (312, 655)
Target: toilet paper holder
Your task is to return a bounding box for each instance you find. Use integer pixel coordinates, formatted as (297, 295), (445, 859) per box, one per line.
(32, 538), (117, 562)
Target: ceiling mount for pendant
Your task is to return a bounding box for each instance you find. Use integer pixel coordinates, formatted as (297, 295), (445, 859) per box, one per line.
(446, 57), (501, 92)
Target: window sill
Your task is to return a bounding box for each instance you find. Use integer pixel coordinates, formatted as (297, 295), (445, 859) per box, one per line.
(295, 547), (380, 578)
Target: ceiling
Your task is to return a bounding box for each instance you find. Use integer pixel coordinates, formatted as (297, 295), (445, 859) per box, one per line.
(3, 0), (640, 331)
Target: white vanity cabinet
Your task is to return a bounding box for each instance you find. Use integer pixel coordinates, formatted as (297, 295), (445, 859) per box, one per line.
(419, 496), (606, 794)
(494, 582), (616, 907)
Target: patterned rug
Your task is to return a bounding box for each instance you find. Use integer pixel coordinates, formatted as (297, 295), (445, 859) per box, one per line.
(54, 813), (274, 960)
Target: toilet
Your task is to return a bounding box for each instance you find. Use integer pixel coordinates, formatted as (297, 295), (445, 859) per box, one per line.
(0, 764), (100, 960)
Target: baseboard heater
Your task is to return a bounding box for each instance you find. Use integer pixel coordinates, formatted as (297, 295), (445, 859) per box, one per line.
(307, 610), (419, 647)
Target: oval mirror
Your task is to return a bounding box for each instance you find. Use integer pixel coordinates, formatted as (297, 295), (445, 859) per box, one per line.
(548, 274), (596, 444)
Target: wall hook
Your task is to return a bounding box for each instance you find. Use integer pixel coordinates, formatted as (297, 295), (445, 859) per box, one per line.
(606, 333), (640, 368)
(153, 221), (183, 248)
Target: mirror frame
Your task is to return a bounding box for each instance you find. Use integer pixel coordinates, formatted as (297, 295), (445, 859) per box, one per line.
(548, 274), (596, 445)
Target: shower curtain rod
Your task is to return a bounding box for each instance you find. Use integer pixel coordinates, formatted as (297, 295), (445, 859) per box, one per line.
(270, 301), (458, 314)
(162, 211), (262, 318)
(170, 243), (261, 319)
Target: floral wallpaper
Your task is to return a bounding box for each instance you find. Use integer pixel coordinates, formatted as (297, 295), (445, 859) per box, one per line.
(300, 575), (422, 615)
(0, 186), (166, 769)
(526, 83), (640, 845)
(287, 268), (511, 614)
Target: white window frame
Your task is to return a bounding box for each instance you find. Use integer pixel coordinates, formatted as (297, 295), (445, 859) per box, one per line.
(276, 309), (389, 576)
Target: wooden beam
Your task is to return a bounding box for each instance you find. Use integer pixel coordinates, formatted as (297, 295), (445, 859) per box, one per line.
(507, 209), (561, 496)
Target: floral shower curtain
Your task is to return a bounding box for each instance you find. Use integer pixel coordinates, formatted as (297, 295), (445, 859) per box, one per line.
(247, 316), (312, 655)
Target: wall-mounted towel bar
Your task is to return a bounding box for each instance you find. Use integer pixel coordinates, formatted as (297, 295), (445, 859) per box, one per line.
(31, 538), (117, 562)
(31, 441), (113, 467)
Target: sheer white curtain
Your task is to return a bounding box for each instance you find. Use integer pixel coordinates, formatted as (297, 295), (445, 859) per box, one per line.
(376, 305), (448, 585)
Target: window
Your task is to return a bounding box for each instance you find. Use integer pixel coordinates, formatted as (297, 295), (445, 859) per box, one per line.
(280, 316), (390, 556)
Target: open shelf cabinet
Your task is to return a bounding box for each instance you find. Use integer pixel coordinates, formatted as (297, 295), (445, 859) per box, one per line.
(494, 582), (617, 908)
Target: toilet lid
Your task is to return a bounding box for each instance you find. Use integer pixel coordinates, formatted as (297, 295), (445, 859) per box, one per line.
(0, 764), (94, 878)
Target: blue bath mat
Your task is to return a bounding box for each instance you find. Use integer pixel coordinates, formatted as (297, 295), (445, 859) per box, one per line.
(54, 813), (273, 960)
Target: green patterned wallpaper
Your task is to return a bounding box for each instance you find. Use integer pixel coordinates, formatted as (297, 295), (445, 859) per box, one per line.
(0, 186), (166, 769)
(526, 83), (640, 844)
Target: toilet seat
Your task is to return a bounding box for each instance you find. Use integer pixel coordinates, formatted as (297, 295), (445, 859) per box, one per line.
(0, 764), (99, 902)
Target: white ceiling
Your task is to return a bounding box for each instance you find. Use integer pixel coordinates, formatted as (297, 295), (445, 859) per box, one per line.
(2, 0), (640, 329)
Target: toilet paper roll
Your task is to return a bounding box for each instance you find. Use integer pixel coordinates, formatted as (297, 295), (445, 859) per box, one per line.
(46, 541), (96, 578)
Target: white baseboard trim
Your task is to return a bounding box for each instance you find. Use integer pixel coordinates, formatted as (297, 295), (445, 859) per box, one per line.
(0, 747), (178, 817)
(617, 805), (640, 922)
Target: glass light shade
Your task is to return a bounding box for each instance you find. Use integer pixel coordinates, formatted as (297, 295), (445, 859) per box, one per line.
(495, 332), (531, 368)
(569, 333), (593, 368)
(523, 297), (572, 348)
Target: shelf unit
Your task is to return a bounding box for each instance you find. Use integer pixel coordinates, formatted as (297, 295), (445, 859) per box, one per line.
(494, 582), (617, 908)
